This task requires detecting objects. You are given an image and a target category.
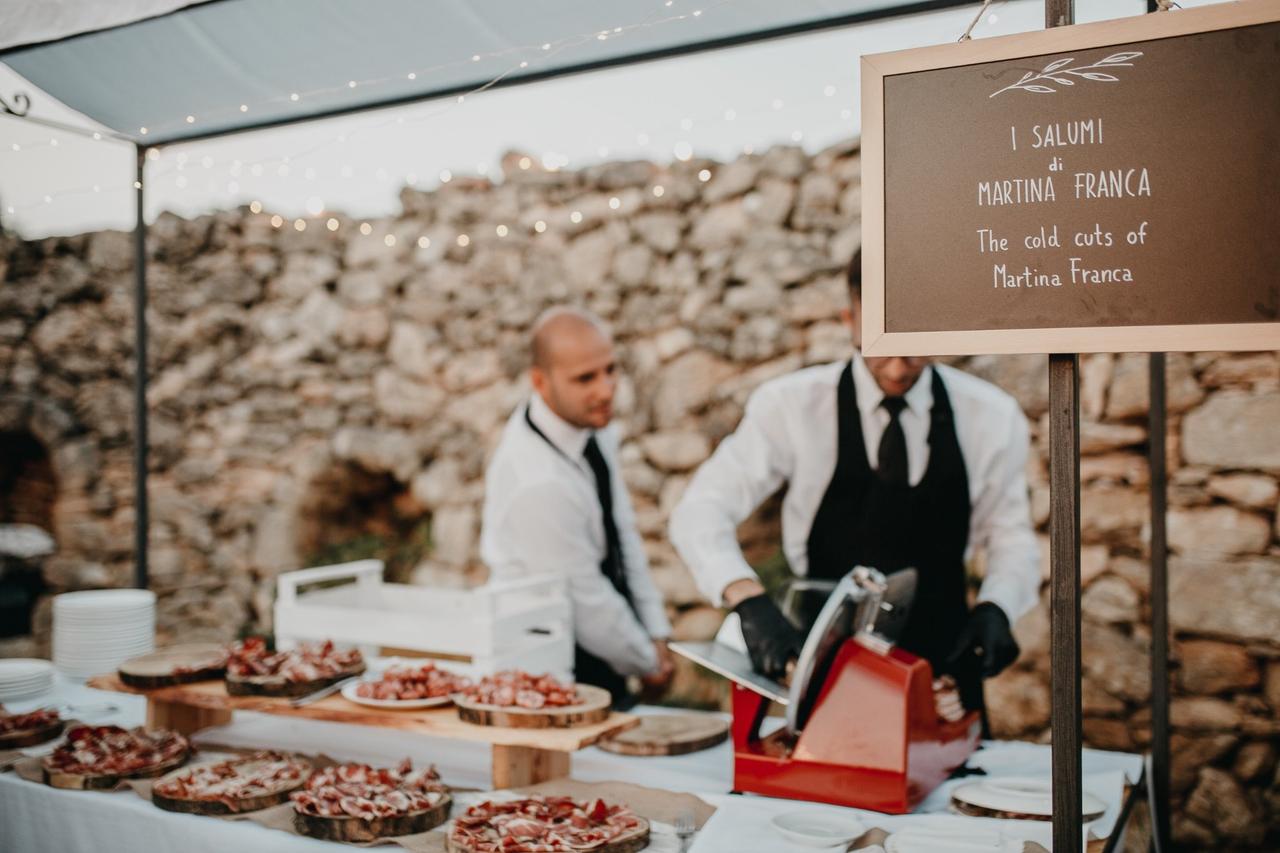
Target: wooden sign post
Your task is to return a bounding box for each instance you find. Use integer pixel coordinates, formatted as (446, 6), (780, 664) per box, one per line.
(860, 2), (1280, 848)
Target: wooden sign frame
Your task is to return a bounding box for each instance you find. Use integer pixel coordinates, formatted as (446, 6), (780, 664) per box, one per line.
(860, 1), (1280, 356)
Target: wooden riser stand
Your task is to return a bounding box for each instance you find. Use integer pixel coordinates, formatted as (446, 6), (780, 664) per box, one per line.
(89, 675), (638, 788)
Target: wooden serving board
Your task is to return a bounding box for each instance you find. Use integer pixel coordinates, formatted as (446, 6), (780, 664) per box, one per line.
(445, 815), (649, 853)
(42, 748), (189, 791)
(225, 662), (365, 698)
(150, 755), (311, 815)
(0, 717), (64, 749)
(453, 685), (612, 730)
(119, 644), (227, 689)
(294, 793), (452, 842)
(87, 674), (638, 789)
(596, 714), (729, 756)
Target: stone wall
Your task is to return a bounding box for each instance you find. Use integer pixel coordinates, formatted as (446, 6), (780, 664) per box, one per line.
(1, 140), (1278, 849)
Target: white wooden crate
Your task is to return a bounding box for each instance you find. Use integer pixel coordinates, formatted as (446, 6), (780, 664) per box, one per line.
(274, 560), (573, 676)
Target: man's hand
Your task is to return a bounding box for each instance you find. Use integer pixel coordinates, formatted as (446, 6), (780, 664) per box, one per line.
(733, 593), (803, 681)
(640, 640), (675, 699)
(945, 602), (1019, 679)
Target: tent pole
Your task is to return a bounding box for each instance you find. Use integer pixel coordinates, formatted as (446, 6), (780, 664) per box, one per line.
(132, 145), (149, 590)
(1148, 353), (1170, 850)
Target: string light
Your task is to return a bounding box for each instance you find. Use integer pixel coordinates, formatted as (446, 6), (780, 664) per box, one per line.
(456, 234), (470, 247)
(417, 236), (431, 248)
(698, 168), (712, 182)
(569, 210), (583, 223)
(249, 200), (263, 213)
(327, 218), (340, 231)
(359, 222), (373, 235)
(534, 220), (547, 233)
(609, 197), (621, 209)
(495, 224), (508, 237)
(383, 234), (396, 246)
(293, 218), (306, 231)
(6, 4), (867, 222)
(270, 214), (283, 227)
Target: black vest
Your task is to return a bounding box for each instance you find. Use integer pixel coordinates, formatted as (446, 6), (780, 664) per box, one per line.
(805, 363), (983, 711)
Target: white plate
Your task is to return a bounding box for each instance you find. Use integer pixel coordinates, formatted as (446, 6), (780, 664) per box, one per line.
(951, 778), (1107, 821)
(885, 828), (1019, 853)
(340, 680), (453, 710)
(770, 811), (866, 848)
(0, 659), (53, 680)
(54, 590), (155, 611)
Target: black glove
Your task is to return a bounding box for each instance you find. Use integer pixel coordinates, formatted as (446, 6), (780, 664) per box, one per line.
(733, 593), (804, 681)
(946, 602), (1019, 679)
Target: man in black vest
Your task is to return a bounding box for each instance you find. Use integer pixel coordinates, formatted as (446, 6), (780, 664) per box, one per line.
(670, 250), (1039, 721)
(481, 308), (674, 708)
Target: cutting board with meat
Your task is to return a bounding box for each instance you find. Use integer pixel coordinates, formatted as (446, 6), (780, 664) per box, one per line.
(290, 760), (453, 842)
(446, 795), (650, 853)
(0, 706), (65, 749)
(453, 671), (611, 729)
(41, 724), (190, 790)
(224, 637), (365, 698)
(118, 643), (227, 689)
(150, 750), (311, 815)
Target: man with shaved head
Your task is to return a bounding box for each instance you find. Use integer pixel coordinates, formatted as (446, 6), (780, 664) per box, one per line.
(481, 307), (673, 707)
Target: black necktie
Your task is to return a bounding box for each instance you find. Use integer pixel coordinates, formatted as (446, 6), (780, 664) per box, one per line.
(877, 397), (909, 485)
(583, 435), (632, 603)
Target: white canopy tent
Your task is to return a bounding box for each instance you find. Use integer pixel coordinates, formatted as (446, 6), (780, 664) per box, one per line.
(1, 0), (976, 145)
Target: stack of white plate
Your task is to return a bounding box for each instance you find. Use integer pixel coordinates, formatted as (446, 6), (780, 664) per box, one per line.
(52, 589), (156, 679)
(0, 658), (55, 701)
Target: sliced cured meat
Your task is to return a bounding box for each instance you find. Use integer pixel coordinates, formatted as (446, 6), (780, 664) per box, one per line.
(445, 796), (649, 853)
(152, 751), (310, 815)
(42, 725), (190, 789)
(225, 637), (364, 697)
(354, 662), (470, 702)
(291, 759), (452, 842)
(454, 672), (581, 709)
(226, 637), (362, 682)
(0, 705), (64, 749)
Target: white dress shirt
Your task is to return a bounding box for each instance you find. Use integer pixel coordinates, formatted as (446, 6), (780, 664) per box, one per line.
(669, 353), (1040, 625)
(481, 393), (671, 677)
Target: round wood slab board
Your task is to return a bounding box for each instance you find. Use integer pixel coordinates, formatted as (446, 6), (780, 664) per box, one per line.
(445, 816), (649, 853)
(453, 684), (611, 729)
(42, 747), (190, 790)
(225, 662), (365, 698)
(596, 714), (729, 756)
(293, 793), (451, 842)
(119, 643), (227, 689)
(0, 717), (64, 749)
(150, 755), (312, 815)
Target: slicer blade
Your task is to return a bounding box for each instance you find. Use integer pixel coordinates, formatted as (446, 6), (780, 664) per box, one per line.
(669, 641), (790, 705)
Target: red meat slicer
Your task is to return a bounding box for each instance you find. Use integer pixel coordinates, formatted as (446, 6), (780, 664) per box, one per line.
(673, 567), (980, 814)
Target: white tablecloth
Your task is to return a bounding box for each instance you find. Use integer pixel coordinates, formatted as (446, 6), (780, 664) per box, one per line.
(0, 676), (1142, 853)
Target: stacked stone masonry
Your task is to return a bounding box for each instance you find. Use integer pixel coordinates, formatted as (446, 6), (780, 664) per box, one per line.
(0, 141), (1277, 849)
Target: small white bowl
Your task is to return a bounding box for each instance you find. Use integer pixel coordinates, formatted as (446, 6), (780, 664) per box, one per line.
(770, 810), (866, 848)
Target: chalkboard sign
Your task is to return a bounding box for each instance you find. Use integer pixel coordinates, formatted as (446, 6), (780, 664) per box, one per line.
(860, 2), (1280, 356)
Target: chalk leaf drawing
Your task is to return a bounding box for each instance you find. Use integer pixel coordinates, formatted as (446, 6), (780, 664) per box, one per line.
(989, 51), (1143, 98)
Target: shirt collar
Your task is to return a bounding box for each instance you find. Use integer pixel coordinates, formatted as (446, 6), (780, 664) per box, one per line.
(528, 392), (592, 459)
(849, 351), (933, 418)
